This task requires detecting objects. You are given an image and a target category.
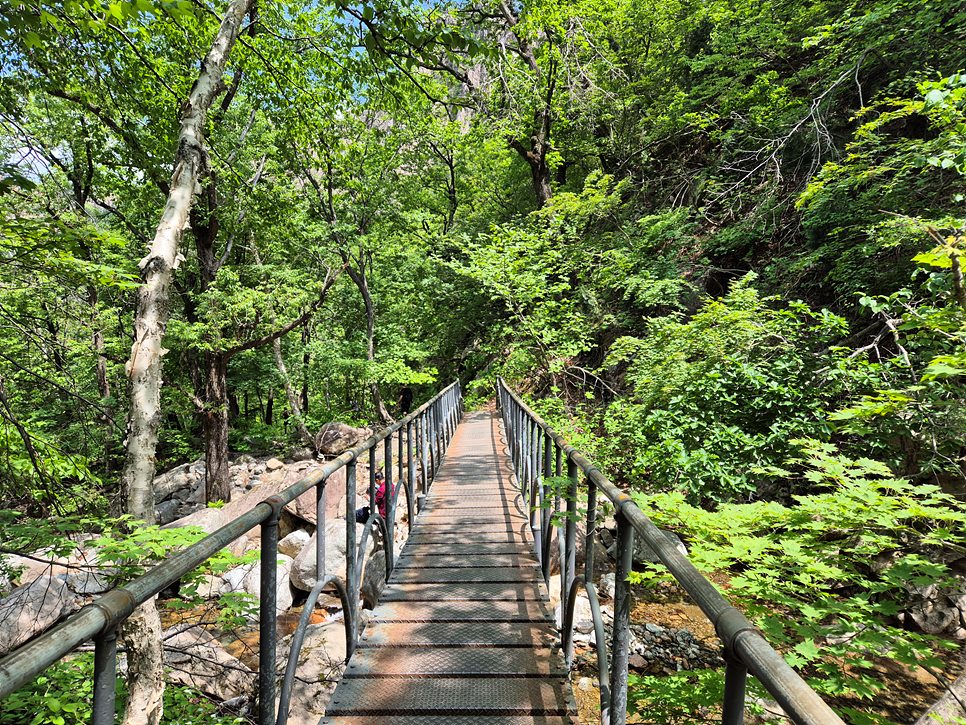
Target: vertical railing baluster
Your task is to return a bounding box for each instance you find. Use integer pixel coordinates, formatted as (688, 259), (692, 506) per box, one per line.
(259, 499), (283, 725)
(397, 427), (404, 491)
(564, 457), (578, 616)
(408, 420), (418, 514)
(345, 458), (357, 645)
(542, 431), (553, 583)
(609, 511), (634, 725)
(316, 481), (326, 581)
(532, 420), (543, 570)
(368, 447), (377, 507)
(384, 434), (394, 569)
(92, 628), (118, 725)
(428, 405), (436, 480)
(420, 412), (428, 497)
(722, 655), (748, 725)
(585, 482), (598, 582)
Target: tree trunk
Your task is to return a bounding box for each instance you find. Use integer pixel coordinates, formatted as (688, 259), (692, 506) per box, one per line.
(265, 387), (274, 425)
(273, 336), (315, 448)
(117, 2), (251, 723)
(344, 256), (391, 424)
(203, 352), (231, 503)
(300, 322), (310, 412)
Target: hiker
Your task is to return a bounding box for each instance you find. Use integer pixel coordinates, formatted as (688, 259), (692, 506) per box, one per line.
(355, 470), (392, 524)
(398, 386), (413, 416)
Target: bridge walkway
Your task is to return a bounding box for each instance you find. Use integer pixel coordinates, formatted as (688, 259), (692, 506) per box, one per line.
(321, 410), (577, 724)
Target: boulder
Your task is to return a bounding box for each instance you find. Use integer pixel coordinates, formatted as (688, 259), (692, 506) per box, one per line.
(222, 556), (295, 614)
(603, 524), (688, 566)
(266, 458), (285, 471)
(153, 460), (206, 504)
(192, 574), (225, 600)
(558, 589), (595, 638)
(290, 447), (316, 463)
(279, 530), (312, 559)
(155, 499), (181, 525)
(162, 506), (226, 534)
(598, 572), (616, 600)
(909, 600), (960, 635)
(275, 619), (349, 725)
(316, 423), (371, 456)
(164, 625), (256, 702)
(66, 570), (112, 595)
(0, 575), (79, 655)
(217, 464), (344, 530)
(291, 519), (372, 592)
(361, 550), (387, 610)
(2, 553), (69, 585)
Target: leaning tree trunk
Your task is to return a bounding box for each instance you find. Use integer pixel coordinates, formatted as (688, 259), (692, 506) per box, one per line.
(345, 258), (391, 424)
(273, 336), (315, 449)
(117, 2), (251, 723)
(203, 351), (232, 503)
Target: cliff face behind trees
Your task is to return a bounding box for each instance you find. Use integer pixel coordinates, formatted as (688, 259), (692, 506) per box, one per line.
(0, 0), (964, 722)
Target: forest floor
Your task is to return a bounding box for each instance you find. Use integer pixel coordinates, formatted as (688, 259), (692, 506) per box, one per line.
(569, 579), (963, 724)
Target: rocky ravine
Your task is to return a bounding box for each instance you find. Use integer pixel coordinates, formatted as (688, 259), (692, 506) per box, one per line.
(0, 424), (404, 725)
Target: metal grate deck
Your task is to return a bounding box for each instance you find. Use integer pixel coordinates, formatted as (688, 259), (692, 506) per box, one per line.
(323, 411), (577, 724)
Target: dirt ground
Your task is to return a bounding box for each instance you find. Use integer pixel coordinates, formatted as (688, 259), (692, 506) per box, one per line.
(569, 581), (965, 724)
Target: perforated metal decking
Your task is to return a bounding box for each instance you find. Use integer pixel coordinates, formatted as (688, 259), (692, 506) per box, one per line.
(321, 411), (577, 725)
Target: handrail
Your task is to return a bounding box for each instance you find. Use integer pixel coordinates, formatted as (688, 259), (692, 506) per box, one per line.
(0, 381), (464, 725)
(496, 378), (843, 725)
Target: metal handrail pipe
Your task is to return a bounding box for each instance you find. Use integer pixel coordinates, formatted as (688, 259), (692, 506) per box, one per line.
(0, 381), (459, 700)
(497, 378), (843, 725)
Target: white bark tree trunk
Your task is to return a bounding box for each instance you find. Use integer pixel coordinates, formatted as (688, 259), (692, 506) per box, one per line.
(117, 2), (252, 723)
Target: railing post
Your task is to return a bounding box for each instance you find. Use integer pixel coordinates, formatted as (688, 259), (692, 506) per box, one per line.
(345, 459), (358, 637)
(564, 457), (578, 615)
(426, 405), (437, 481)
(259, 498), (283, 725)
(92, 627), (118, 725)
(384, 434), (394, 569)
(420, 412), (429, 497)
(609, 511), (634, 725)
(585, 483), (598, 582)
(316, 482), (326, 581)
(722, 653), (748, 725)
(397, 427), (404, 490)
(541, 431), (553, 583)
(369, 447), (377, 507)
(530, 420), (542, 569)
(408, 420), (419, 513)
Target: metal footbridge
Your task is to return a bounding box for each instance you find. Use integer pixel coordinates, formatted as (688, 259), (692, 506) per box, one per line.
(323, 410), (574, 723)
(0, 381), (843, 725)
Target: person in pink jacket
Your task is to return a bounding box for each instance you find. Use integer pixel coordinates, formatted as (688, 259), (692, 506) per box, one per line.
(355, 470), (393, 524)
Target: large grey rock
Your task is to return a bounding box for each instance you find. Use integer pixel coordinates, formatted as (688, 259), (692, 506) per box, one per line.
(603, 525), (688, 566)
(290, 447), (316, 463)
(279, 530), (311, 558)
(275, 619), (348, 725)
(222, 556), (295, 614)
(315, 423), (371, 456)
(66, 570), (112, 595)
(164, 625), (255, 702)
(361, 550), (387, 609)
(162, 506), (225, 534)
(2, 553), (69, 585)
(0, 575), (79, 655)
(155, 499), (181, 525)
(291, 519), (371, 592)
(153, 460), (206, 503)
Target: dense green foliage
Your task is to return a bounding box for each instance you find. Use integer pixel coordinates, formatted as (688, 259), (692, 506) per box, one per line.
(0, 653), (244, 725)
(0, 0), (964, 721)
